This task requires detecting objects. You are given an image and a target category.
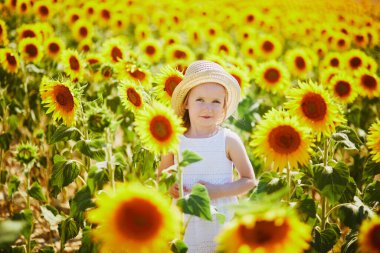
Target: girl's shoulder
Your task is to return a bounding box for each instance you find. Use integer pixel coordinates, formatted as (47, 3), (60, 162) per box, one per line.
(224, 128), (242, 147)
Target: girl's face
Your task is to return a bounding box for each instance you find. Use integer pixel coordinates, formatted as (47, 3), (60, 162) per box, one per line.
(185, 82), (226, 128)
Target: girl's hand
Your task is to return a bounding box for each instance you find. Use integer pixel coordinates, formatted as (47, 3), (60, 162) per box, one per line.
(168, 183), (190, 199)
(197, 180), (218, 199)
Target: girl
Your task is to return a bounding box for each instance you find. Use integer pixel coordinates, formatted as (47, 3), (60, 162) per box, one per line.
(159, 60), (257, 253)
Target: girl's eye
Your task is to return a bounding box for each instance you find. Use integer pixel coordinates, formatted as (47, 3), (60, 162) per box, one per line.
(196, 98), (204, 102)
(213, 100), (221, 104)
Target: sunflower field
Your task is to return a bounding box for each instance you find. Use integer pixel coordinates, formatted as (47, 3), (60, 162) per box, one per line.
(1, 0), (380, 252)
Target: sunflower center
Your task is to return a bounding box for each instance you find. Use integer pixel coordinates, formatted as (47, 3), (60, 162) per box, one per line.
(54, 85), (74, 112)
(146, 45), (156, 55)
(6, 53), (17, 66)
(26, 44), (38, 57)
(129, 69), (146, 81)
(295, 56), (306, 70)
(268, 125), (301, 154)
(22, 30), (36, 39)
(111, 47), (122, 62)
(82, 44), (90, 52)
(71, 14), (79, 23)
(349, 57), (362, 69)
(264, 68), (280, 83)
(0, 25), (2, 35)
(164, 76), (182, 96)
(48, 43), (59, 53)
(301, 92), (327, 121)
(101, 9), (111, 20)
(246, 14), (254, 23)
(69, 56), (80, 71)
(174, 50), (186, 59)
(219, 45), (229, 53)
(126, 88), (142, 107)
(209, 29), (215, 36)
(356, 35), (364, 43)
(330, 58), (339, 67)
(262, 41), (274, 52)
(79, 27), (88, 37)
(39, 6), (49, 16)
(361, 74), (377, 90)
(150, 116), (173, 142)
(337, 39), (345, 47)
(193, 32), (198, 40)
(369, 224), (380, 250)
(335, 81), (351, 97)
(115, 198), (163, 242)
(238, 220), (289, 247)
(88, 58), (99, 65)
(21, 3), (27, 12)
(232, 74), (242, 87)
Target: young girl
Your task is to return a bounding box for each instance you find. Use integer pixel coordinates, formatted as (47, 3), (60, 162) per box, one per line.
(159, 60), (257, 253)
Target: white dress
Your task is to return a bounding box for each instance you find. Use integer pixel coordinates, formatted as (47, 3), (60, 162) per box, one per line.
(178, 127), (238, 253)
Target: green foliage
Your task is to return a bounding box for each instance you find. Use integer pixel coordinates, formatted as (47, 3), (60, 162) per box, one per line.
(49, 155), (80, 197)
(177, 184), (212, 221)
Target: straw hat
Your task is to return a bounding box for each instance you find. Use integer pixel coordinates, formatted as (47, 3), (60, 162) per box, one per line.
(171, 60), (241, 119)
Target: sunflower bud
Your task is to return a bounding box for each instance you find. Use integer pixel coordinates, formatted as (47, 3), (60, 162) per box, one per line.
(88, 113), (111, 133)
(16, 143), (38, 165)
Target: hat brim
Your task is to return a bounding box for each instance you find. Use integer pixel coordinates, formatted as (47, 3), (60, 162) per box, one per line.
(171, 70), (241, 119)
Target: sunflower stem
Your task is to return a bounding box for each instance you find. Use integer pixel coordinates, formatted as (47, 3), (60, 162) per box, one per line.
(25, 165), (33, 253)
(174, 150), (184, 199)
(286, 162), (291, 203)
(321, 137), (329, 230)
(106, 128), (115, 192)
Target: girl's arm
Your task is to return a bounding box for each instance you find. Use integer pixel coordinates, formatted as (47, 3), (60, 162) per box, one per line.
(157, 153), (174, 179)
(198, 131), (257, 199)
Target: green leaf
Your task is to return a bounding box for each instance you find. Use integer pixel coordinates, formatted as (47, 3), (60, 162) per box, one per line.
(170, 239), (188, 253)
(295, 198), (317, 224)
(8, 176), (20, 198)
(311, 225), (340, 253)
(341, 230), (358, 253)
(69, 186), (95, 223)
(331, 132), (357, 150)
(313, 162), (349, 204)
(0, 170), (8, 184)
(0, 132), (12, 150)
(339, 177), (357, 203)
(38, 246), (55, 253)
(254, 172), (287, 195)
(176, 184), (212, 221)
(74, 139), (106, 162)
(0, 220), (25, 247)
(40, 205), (65, 227)
(363, 160), (380, 180)
(179, 150), (202, 168)
(48, 125), (82, 144)
(77, 226), (99, 253)
(59, 218), (79, 248)
(363, 180), (380, 205)
(12, 209), (33, 240)
(27, 182), (47, 203)
(49, 158), (80, 198)
(87, 166), (108, 194)
(334, 125), (363, 149)
(11, 246), (26, 253)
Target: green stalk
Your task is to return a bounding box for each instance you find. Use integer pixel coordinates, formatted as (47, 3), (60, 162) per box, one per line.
(286, 162), (291, 203)
(25, 165), (33, 253)
(321, 137), (329, 230)
(106, 128), (115, 192)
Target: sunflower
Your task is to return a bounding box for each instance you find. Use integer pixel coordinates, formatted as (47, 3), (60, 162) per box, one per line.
(312, 41), (328, 59)
(319, 68), (340, 87)
(328, 73), (358, 104)
(165, 44), (195, 65)
(358, 216), (380, 253)
(87, 183), (181, 253)
(284, 48), (312, 79)
(254, 61), (290, 94)
(86, 53), (104, 67)
(366, 120), (380, 164)
(0, 48), (20, 73)
(77, 38), (93, 53)
(352, 29), (369, 48)
(40, 76), (80, 126)
(119, 80), (145, 113)
(209, 37), (236, 57)
(82, 1), (97, 19)
(285, 80), (346, 137)
(320, 52), (342, 70)
(115, 61), (152, 89)
(33, 1), (53, 21)
(250, 109), (313, 170)
(355, 69), (380, 98)
(16, 0), (30, 15)
(216, 209), (311, 253)
(344, 49), (368, 72)
(16, 24), (42, 42)
(102, 37), (128, 64)
(240, 8), (261, 27)
(65, 7), (82, 25)
(162, 32), (182, 47)
(15, 142), (38, 165)
(44, 37), (65, 60)
(135, 102), (185, 155)
(71, 19), (93, 41)
(256, 34), (283, 61)
(235, 27), (257, 44)
(110, 13), (128, 33)
(331, 33), (351, 52)
(185, 26), (203, 47)
(134, 23), (152, 42)
(0, 19), (9, 46)
(139, 39), (163, 64)
(153, 65), (184, 105)
(366, 56), (378, 73)
(244, 58), (257, 76)
(240, 41), (257, 59)
(202, 21), (223, 41)
(228, 65), (250, 97)
(18, 37), (43, 63)
(61, 49), (85, 80)
(96, 4), (112, 27)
